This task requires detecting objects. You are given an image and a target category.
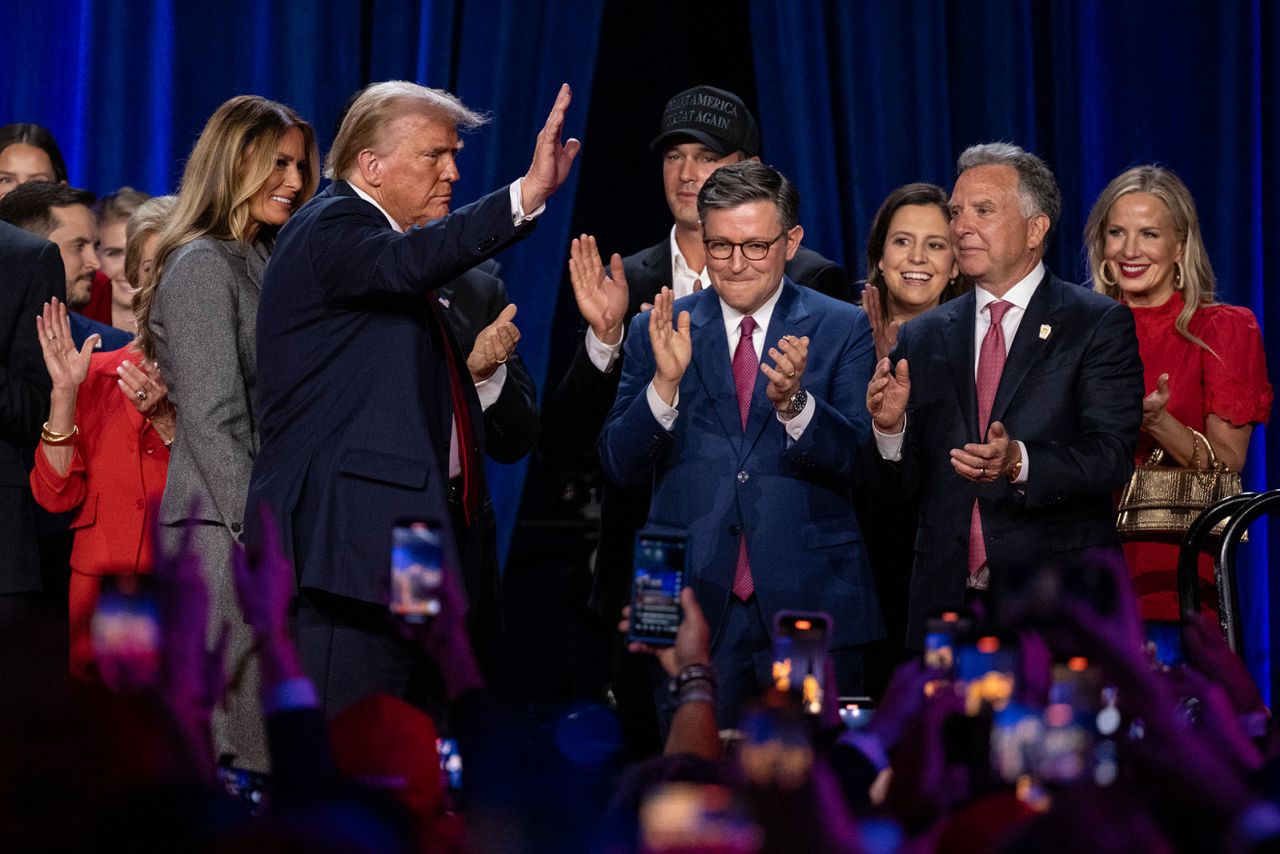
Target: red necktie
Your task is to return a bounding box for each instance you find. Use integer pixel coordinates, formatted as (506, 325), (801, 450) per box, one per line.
(731, 315), (758, 600)
(427, 297), (478, 526)
(968, 300), (1011, 578)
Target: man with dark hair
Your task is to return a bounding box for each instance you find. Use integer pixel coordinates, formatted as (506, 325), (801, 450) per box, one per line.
(600, 161), (880, 725)
(867, 142), (1143, 648)
(0, 182), (131, 351)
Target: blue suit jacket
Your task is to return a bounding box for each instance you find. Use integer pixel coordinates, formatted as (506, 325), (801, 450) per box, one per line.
(599, 278), (883, 649)
(879, 271), (1144, 647)
(247, 181), (530, 605)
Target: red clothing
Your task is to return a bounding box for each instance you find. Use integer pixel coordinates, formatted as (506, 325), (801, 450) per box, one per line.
(1123, 291), (1273, 620)
(30, 346), (171, 675)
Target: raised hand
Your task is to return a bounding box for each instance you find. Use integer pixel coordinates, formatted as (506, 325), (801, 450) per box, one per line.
(36, 298), (96, 393)
(521, 83), (582, 212)
(861, 284), (900, 362)
(568, 234), (629, 344)
(762, 334), (809, 412)
(1142, 372), (1171, 430)
(866, 356), (909, 433)
(620, 587), (711, 677)
(649, 287), (691, 406)
(467, 302), (521, 382)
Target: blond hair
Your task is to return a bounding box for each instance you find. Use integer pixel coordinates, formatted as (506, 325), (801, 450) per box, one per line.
(124, 194), (176, 294)
(325, 81), (487, 181)
(135, 96), (319, 361)
(1084, 165), (1216, 353)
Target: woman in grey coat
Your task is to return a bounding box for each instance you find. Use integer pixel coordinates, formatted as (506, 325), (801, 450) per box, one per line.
(135, 95), (318, 771)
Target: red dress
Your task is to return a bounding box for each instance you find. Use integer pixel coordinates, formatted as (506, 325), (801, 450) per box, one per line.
(1123, 291), (1273, 620)
(30, 346), (171, 678)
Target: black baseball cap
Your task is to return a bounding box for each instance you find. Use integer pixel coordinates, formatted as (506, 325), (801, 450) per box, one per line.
(650, 85), (760, 158)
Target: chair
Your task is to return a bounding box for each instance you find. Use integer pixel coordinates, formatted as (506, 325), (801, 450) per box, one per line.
(1215, 489), (1280, 654)
(1177, 492), (1257, 622)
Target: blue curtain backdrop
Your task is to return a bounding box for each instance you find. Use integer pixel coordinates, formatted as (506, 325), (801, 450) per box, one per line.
(750, 0), (1279, 698)
(0, 0), (602, 564)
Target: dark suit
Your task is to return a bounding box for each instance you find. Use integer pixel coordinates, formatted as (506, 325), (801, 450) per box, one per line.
(880, 271), (1144, 648)
(600, 278), (882, 720)
(248, 181), (531, 713)
(437, 261), (538, 669)
(0, 222), (63, 595)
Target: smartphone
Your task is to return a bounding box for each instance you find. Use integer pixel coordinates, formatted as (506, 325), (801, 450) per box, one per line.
(1143, 620), (1185, 669)
(837, 696), (875, 730)
(627, 532), (687, 646)
(217, 760), (271, 815)
(390, 520), (445, 623)
(92, 576), (161, 689)
(771, 611), (832, 716)
(954, 636), (1016, 717)
(1035, 658), (1101, 785)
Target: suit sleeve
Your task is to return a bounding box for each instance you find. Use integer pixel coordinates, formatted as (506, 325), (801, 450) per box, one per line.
(807, 262), (854, 304)
(542, 332), (624, 466)
(1021, 300), (1144, 507)
(0, 240), (62, 447)
(479, 276), (539, 464)
(311, 189), (529, 301)
(161, 246), (257, 529)
(782, 307), (874, 483)
(598, 311), (673, 488)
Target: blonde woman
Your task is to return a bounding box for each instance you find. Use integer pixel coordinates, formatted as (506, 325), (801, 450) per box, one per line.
(139, 95), (318, 770)
(1085, 165), (1273, 620)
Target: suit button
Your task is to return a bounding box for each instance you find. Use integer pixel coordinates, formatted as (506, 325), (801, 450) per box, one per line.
(478, 236), (497, 252)
(230, 522), (242, 534)
(134, 499), (144, 510)
(737, 471), (749, 484)
(728, 524), (741, 536)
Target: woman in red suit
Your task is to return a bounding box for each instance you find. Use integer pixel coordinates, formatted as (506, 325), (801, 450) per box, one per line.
(1085, 165), (1273, 620)
(30, 196), (177, 679)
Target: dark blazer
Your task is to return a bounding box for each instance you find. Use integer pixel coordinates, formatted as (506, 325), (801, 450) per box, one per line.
(599, 278), (883, 650)
(248, 181), (530, 606)
(547, 239), (850, 619)
(0, 222), (63, 593)
(880, 271), (1144, 647)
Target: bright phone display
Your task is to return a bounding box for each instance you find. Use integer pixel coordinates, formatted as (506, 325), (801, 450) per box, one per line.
(627, 533), (687, 646)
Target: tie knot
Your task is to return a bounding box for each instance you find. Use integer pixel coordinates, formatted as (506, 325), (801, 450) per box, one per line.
(987, 300), (1012, 324)
(740, 315), (757, 336)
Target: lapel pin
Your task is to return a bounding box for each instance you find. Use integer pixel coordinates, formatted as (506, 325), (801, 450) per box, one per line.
(438, 296), (450, 310)
(1039, 324), (1052, 340)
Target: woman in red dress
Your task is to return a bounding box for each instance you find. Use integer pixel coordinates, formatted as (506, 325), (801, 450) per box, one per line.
(1084, 165), (1273, 620)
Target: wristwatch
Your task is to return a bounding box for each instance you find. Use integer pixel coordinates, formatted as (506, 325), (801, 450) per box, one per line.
(778, 388), (808, 420)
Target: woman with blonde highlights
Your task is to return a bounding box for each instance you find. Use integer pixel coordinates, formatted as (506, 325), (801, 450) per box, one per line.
(1085, 165), (1272, 620)
(143, 95), (318, 770)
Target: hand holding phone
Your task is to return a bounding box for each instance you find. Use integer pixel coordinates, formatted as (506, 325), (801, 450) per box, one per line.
(627, 533), (687, 647)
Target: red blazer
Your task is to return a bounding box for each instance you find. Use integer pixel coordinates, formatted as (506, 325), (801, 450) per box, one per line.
(30, 346), (170, 575)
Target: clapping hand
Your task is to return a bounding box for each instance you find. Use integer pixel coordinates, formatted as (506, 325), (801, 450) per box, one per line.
(116, 357), (170, 417)
(467, 303), (521, 382)
(568, 234), (629, 345)
(861, 284), (900, 362)
(866, 356), (909, 433)
(763, 335), (809, 413)
(1142, 372), (1171, 430)
(649, 287), (691, 406)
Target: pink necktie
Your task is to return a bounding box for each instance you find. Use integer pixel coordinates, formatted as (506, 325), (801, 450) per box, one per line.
(968, 300), (1012, 578)
(731, 316), (758, 600)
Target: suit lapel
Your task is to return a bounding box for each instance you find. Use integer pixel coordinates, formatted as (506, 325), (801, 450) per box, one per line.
(741, 280), (806, 458)
(989, 271), (1060, 428)
(689, 292), (742, 450)
(940, 291), (979, 440)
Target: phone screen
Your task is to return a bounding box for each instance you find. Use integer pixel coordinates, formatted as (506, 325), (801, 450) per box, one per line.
(771, 611), (832, 715)
(639, 782), (760, 853)
(837, 696), (875, 730)
(1143, 620), (1185, 669)
(628, 533), (686, 646)
(1036, 658), (1101, 785)
(92, 576), (161, 688)
(954, 636), (1016, 717)
(390, 520), (444, 623)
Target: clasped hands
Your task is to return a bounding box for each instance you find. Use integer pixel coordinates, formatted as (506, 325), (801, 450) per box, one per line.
(866, 356), (1020, 483)
(648, 287), (808, 412)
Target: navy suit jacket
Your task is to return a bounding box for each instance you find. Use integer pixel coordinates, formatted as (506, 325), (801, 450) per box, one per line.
(248, 181), (530, 605)
(599, 278), (883, 649)
(879, 271), (1144, 647)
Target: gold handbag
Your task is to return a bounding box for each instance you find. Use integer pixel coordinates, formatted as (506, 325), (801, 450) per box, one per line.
(1116, 427), (1244, 541)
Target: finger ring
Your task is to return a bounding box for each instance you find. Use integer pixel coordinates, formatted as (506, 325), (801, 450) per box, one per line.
(980, 466), (986, 475)
(136, 389), (147, 400)
(495, 356), (507, 365)
(786, 371), (795, 378)
(47, 333), (55, 341)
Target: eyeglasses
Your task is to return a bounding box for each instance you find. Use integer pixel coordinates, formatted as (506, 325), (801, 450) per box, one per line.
(703, 232), (785, 261)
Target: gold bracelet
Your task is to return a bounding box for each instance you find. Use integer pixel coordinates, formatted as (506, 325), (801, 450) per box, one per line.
(41, 422), (79, 445)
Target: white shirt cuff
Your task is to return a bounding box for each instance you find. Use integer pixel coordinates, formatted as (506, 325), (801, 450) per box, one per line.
(474, 364), (507, 411)
(510, 179), (545, 225)
(646, 382), (679, 431)
(585, 325), (624, 374)
(1013, 440), (1029, 484)
(778, 394), (816, 442)
(873, 418), (906, 461)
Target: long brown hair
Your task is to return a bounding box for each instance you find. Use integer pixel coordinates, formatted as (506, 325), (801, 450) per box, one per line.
(864, 182), (969, 321)
(134, 96), (319, 360)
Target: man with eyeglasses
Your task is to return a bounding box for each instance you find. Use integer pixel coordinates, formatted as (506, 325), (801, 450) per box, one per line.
(601, 162), (881, 727)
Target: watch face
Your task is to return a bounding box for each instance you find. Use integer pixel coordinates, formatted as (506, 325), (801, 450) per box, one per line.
(789, 390), (807, 414)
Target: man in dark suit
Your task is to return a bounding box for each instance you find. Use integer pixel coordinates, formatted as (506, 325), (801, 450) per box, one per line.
(601, 162), (881, 725)
(866, 143), (1144, 648)
(248, 81), (578, 715)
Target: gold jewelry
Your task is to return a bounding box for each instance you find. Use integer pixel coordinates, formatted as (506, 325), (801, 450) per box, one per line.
(786, 371), (796, 378)
(495, 356), (507, 365)
(1008, 454), (1023, 482)
(41, 422), (79, 445)
(136, 389), (148, 400)
(1174, 261), (1185, 290)
(1099, 261), (1118, 288)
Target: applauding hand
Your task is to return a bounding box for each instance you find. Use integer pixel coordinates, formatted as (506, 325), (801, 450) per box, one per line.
(467, 303), (521, 382)
(568, 234), (629, 345)
(649, 287), (691, 406)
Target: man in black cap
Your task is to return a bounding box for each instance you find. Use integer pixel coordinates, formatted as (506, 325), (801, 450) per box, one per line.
(545, 86), (852, 754)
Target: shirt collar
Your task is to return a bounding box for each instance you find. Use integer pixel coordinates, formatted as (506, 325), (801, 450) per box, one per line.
(350, 183), (404, 233)
(670, 225), (703, 279)
(975, 261), (1045, 314)
(720, 276), (785, 337)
